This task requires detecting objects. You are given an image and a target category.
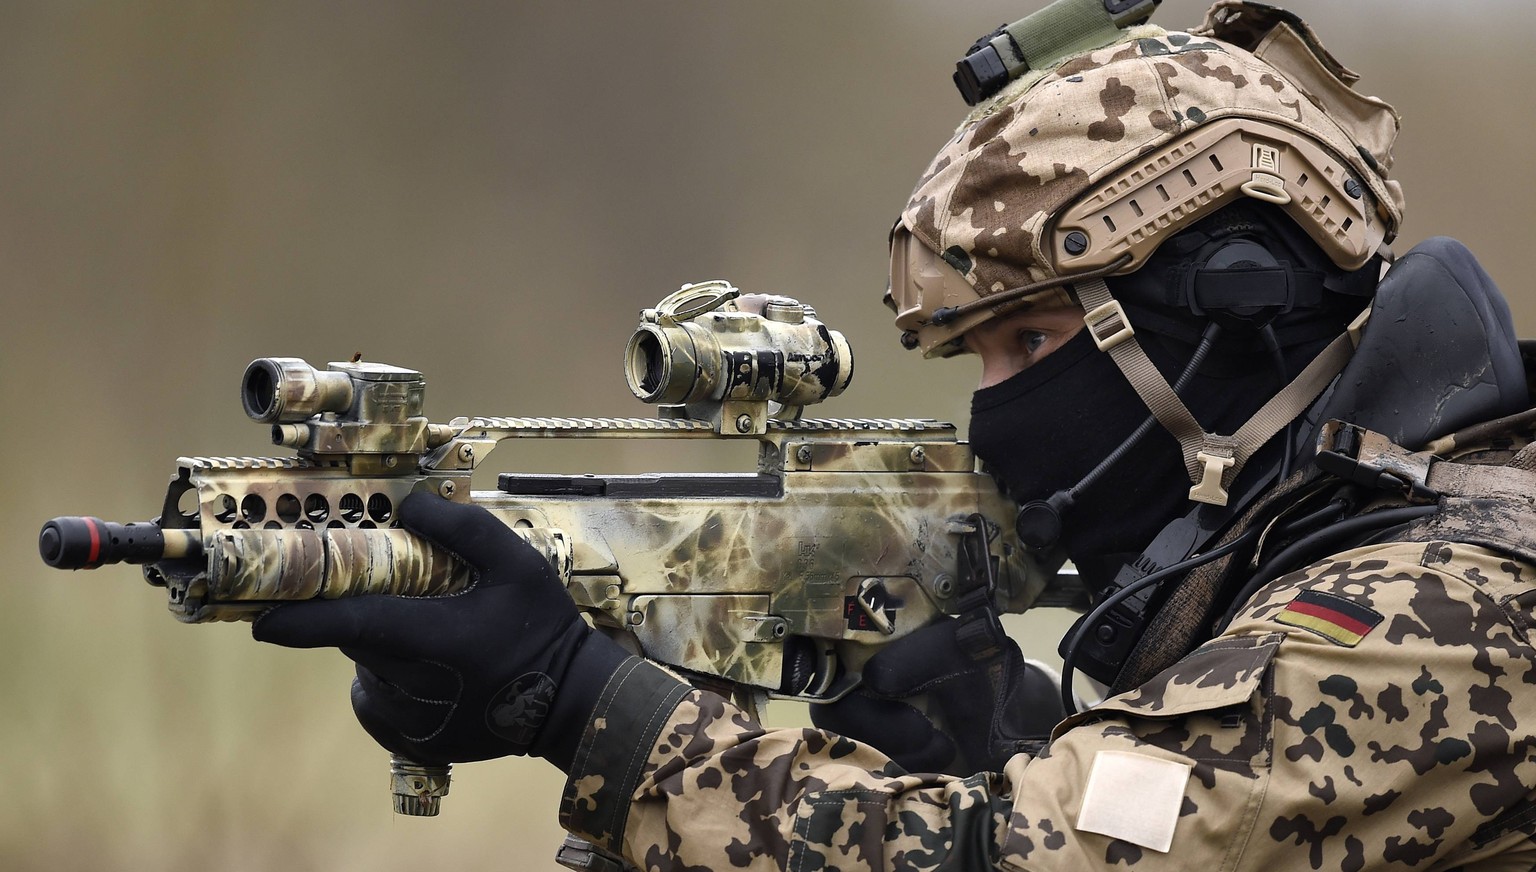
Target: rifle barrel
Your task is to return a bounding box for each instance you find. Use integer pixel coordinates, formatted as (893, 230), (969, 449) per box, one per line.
(39, 517), (200, 570)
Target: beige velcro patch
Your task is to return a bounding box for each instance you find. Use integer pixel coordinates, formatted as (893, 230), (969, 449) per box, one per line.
(1075, 750), (1192, 853)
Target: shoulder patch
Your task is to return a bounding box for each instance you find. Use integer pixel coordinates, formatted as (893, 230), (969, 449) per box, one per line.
(1076, 750), (1191, 852)
(1276, 590), (1383, 647)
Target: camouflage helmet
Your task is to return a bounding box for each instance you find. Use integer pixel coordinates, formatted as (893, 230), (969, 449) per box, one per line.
(887, 0), (1404, 358)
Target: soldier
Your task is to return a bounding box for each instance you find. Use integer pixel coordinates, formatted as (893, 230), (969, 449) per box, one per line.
(255, 1), (1536, 868)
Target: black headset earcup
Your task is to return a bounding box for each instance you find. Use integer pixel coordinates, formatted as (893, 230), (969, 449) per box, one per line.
(1015, 499), (1063, 550)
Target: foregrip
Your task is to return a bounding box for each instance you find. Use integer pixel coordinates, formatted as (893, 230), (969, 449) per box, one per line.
(205, 528), (471, 600)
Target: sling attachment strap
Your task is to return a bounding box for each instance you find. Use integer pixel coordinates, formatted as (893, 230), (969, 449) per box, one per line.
(1326, 420), (1536, 576)
(1314, 419), (1437, 502)
(948, 513), (1012, 664)
(1076, 277), (1359, 506)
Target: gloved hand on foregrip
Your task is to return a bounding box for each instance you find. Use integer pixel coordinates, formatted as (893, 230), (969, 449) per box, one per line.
(252, 493), (627, 771)
(811, 614), (1067, 775)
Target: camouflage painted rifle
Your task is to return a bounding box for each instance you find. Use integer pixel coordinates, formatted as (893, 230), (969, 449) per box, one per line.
(39, 281), (1077, 817)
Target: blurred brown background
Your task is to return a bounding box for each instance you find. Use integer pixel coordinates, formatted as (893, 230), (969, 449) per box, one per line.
(2, 2), (1531, 870)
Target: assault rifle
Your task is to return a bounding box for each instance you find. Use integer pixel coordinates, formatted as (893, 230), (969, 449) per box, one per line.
(38, 281), (1078, 818)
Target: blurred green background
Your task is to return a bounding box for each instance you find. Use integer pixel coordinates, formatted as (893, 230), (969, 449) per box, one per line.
(2, 1), (1532, 869)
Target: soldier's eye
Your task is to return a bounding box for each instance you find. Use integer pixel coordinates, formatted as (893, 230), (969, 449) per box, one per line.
(1019, 330), (1048, 356)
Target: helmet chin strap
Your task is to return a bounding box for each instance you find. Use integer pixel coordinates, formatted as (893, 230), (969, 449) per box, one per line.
(1070, 275), (1365, 507)
(1013, 321), (1223, 549)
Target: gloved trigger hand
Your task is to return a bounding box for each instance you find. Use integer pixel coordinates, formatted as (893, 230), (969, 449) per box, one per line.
(811, 616), (1067, 775)
(252, 492), (626, 770)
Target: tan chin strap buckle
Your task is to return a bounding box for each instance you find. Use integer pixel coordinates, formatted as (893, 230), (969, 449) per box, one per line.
(1190, 444), (1238, 506)
(1084, 300), (1135, 352)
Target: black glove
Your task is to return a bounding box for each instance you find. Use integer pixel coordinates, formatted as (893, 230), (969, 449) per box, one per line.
(811, 614), (1067, 775)
(252, 493), (627, 771)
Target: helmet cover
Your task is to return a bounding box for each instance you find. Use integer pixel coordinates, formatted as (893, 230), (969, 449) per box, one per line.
(890, 1), (1405, 356)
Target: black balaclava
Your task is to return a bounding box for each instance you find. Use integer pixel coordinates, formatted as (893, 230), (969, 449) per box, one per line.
(968, 203), (1370, 590)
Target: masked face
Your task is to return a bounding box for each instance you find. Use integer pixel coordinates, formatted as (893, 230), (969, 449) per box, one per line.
(965, 307), (1198, 584)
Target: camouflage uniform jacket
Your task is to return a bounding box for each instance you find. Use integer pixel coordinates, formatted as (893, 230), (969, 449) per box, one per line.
(558, 411), (1536, 871)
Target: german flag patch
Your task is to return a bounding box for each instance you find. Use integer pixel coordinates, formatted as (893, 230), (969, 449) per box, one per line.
(1276, 590), (1383, 647)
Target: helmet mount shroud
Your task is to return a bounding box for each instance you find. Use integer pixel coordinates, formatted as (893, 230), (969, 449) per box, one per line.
(954, 0), (1165, 107)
